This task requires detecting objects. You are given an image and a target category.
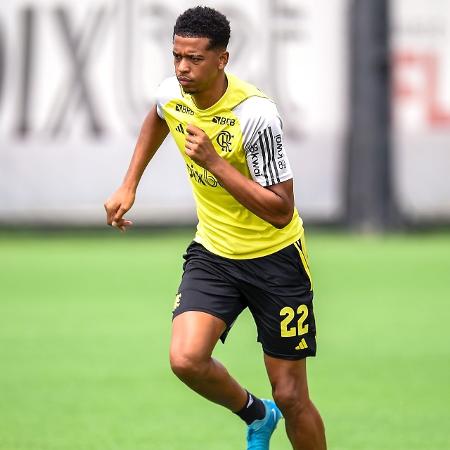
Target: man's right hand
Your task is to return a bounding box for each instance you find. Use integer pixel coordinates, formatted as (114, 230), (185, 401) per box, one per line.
(104, 186), (135, 232)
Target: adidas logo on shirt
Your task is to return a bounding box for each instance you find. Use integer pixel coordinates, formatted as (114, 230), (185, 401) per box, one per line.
(175, 123), (184, 134)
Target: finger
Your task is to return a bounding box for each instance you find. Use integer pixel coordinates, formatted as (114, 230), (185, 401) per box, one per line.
(113, 206), (128, 222)
(113, 219), (132, 232)
(113, 218), (132, 226)
(186, 124), (203, 135)
(119, 220), (133, 232)
(112, 220), (130, 232)
(114, 221), (125, 232)
(185, 133), (196, 143)
(185, 143), (196, 152)
(105, 203), (118, 225)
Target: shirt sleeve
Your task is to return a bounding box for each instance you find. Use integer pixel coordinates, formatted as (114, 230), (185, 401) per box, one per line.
(234, 97), (293, 187)
(154, 76), (180, 120)
(156, 97), (164, 120)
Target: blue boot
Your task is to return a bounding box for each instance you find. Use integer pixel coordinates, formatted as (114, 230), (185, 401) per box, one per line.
(246, 399), (283, 450)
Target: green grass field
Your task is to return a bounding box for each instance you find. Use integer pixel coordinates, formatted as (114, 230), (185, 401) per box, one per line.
(0, 229), (449, 450)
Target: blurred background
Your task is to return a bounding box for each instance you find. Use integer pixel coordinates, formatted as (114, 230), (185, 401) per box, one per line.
(0, 1), (449, 450)
(1, 0), (449, 228)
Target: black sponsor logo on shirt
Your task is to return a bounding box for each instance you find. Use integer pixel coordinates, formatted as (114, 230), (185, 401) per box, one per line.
(186, 163), (218, 187)
(275, 134), (287, 169)
(212, 116), (235, 126)
(176, 104), (194, 115)
(245, 127), (287, 184)
(247, 142), (261, 177)
(216, 131), (233, 152)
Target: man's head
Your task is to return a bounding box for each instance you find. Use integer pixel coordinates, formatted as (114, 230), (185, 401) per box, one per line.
(173, 6), (230, 50)
(172, 7), (230, 94)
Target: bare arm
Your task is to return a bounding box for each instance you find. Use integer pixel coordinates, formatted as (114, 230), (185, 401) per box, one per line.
(185, 124), (294, 228)
(104, 105), (170, 229)
(210, 160), (294, 228)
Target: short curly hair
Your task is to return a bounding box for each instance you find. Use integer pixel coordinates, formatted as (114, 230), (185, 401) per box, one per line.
(173, 6), (230, 49)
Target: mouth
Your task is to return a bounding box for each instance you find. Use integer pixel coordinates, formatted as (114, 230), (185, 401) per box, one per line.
(177, 77), (193, 86)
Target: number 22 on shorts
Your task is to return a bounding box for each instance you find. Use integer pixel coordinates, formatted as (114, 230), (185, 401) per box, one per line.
(280, 305), (309, 337)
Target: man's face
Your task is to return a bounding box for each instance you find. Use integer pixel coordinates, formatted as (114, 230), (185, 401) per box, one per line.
(172, 35), (228, 94)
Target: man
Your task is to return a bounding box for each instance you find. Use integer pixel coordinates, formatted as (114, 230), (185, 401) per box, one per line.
(104, 6), (326, 450)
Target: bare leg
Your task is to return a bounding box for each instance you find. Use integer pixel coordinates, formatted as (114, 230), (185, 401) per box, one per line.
(170, 311), (247, 411)
(264, 355), (327, 450)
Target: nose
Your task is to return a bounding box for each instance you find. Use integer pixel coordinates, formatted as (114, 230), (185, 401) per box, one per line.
(177, 58), (190, 74)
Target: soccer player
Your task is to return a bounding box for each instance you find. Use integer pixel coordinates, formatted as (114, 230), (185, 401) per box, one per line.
(104, 6), (326, 450)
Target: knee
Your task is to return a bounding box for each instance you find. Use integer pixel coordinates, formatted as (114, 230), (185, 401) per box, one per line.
(169, 351), (208, 382)
(272, 380), (310, 416)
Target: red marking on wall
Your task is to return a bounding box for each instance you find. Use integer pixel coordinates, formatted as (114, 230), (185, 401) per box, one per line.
(393, 51), (450, 127)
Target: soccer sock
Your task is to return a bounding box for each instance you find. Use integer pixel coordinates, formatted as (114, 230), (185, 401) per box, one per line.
(234, 391), (266, 425)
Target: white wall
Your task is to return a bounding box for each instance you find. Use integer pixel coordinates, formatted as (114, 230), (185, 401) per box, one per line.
(391, 0), (450, 221)
(0, 0), (350, 225)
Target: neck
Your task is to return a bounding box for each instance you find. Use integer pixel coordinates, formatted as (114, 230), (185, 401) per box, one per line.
(192, 72), (228, 109)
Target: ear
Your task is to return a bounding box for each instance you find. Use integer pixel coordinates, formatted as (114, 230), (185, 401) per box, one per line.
(218, 51), (229, 70)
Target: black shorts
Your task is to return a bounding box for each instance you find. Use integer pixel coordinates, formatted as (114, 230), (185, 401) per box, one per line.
(172, 237), (317, 360)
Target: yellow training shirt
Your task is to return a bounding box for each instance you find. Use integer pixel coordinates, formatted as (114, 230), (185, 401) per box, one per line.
(155, 73), (303, 259)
